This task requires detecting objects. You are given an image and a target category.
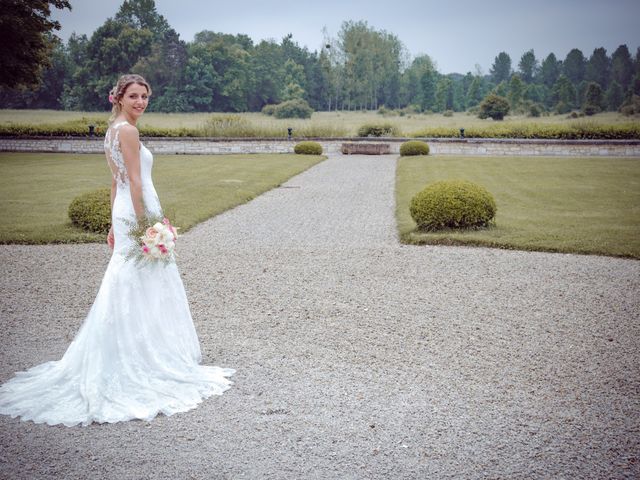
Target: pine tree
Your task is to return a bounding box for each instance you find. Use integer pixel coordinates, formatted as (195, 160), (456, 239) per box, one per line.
(605, 81), (624, 110)
(540, 53), (561, 88)
(490, 52), (512, 84)
(586, 47), (610, 89)
(563, 49), (586, 85)
(518, 50), (538, 83)
(611, 44), (634, 90)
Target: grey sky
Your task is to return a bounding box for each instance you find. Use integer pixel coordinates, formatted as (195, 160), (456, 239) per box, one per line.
(51, 0), (640, 74)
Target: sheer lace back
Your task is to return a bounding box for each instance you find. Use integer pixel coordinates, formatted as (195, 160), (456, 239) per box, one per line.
(104, 121), (130, 186)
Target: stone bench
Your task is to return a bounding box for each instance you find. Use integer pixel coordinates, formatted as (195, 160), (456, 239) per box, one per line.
(341, 142), (391, 155)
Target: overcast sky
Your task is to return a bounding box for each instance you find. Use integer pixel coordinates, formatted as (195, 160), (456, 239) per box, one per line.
(51, 0), (640, 74)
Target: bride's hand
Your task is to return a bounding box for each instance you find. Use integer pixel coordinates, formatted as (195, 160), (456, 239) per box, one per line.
(107, 226), (115, 249)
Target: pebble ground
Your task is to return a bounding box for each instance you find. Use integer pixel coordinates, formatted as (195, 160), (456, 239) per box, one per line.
(1, 154), (639, 479)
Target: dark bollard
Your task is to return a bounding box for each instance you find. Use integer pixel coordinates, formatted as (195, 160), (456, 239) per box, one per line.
(287, 127), (293, 140)
(88, 125), (95, 137)
(459, 128), (465, 138)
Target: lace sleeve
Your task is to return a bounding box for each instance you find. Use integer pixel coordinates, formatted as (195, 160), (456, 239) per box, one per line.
(104, 123), (130, 186)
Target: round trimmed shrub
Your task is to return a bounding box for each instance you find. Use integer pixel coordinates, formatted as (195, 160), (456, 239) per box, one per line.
(68, 188), (111, 234)
(400, 140), (429, 156)
(410, 180), (496, 231)
(294, 141), (323, 155)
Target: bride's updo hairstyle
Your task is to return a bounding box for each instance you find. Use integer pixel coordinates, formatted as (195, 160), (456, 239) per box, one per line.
(109, 74), (152, 123)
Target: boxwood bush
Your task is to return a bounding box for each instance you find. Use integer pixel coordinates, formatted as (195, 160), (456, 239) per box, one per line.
(400, 140), (429, 156)
(68, 188), (111, 234)
(410, 180), (496, 231)
(294, 141), (323, 155)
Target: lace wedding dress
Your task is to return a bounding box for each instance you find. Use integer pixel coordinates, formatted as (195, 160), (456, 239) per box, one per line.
(0, 121), (234, 426)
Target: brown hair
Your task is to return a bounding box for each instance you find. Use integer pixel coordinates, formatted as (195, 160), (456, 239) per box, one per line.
(109, 74), (152, 123)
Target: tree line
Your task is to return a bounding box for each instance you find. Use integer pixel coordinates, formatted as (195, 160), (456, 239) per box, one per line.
(2, 0), (639, 115)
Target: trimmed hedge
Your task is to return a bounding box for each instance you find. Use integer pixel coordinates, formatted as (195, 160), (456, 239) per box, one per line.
(400, 140), (429, 156)
(1, 118), (638, 140)
(0, 122), (199, 138)
(294, 141), (323, 155)
(409, 122), (640, 140)
(410, 180), (496, 231)
(68, 188), (111, 234)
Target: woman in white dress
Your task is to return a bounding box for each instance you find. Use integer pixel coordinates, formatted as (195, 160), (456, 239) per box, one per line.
(0, 74), (234, 427)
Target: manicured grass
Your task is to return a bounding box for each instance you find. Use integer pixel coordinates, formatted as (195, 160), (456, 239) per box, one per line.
(396, 156), (640, 258)
(1, 109), (636, 138)
(0, 153), (324, 244)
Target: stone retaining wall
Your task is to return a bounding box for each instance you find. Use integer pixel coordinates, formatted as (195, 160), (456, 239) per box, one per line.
(1, 136), (639, 157)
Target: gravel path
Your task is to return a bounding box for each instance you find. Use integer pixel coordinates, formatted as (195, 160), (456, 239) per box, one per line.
(1, 154), (639, 479)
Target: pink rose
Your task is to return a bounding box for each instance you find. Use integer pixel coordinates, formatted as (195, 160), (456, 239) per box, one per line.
(108, 94), (114, 103)
(145, 227), (158, 240)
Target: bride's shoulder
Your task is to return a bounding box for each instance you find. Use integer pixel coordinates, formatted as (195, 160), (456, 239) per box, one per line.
(117, 123), (140, 145)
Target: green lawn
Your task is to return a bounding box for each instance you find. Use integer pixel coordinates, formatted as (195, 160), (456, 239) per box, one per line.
(396, 156), (640, 258)
(0, 153), (324, 244)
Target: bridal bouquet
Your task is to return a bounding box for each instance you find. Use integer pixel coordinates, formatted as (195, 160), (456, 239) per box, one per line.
(125, 217), (178, 265)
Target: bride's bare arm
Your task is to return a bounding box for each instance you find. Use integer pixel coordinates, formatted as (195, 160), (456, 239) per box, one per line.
(119, 125), (146, 222)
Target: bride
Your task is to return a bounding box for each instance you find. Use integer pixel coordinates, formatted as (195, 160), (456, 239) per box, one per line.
(0, 74), (234, 427)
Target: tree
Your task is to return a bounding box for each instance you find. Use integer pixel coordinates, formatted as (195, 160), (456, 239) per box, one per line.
(281, 59), (306, 101)
(540, 53), (561, 88)
(478, 94), (510, 120)
(611, 44), (634, 90)
(115, 0), (170, 35)
(507, 74), (525, 110)
(518, 49), (538, 83)
(551, 75), (576, 112)
(180, 51), (217, 111)
(418, 70), (437, 111)
(586, 47), (610, 89)
(582, 81), (604, 115)
(133, 29), (188, 110)
(434, 77), (454, 112)
(465, 75), (485, 108)
(0, 0), (71, 88)
(337, 20), (405, 110)
(605, 81), (624, 111)
(400, 54), (436, 109)
(490, 52), (512, 84)
(563, 48), (586, 84)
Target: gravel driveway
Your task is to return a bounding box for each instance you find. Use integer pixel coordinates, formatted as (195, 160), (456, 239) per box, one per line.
(1, 154), (639, 479)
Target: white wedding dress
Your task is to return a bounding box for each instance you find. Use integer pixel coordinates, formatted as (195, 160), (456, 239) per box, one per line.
(0, 121), (234, 426)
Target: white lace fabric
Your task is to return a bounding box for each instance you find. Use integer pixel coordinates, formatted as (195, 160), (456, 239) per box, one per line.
(0, 124), (234, 427)
(104, 121), (130, 187)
